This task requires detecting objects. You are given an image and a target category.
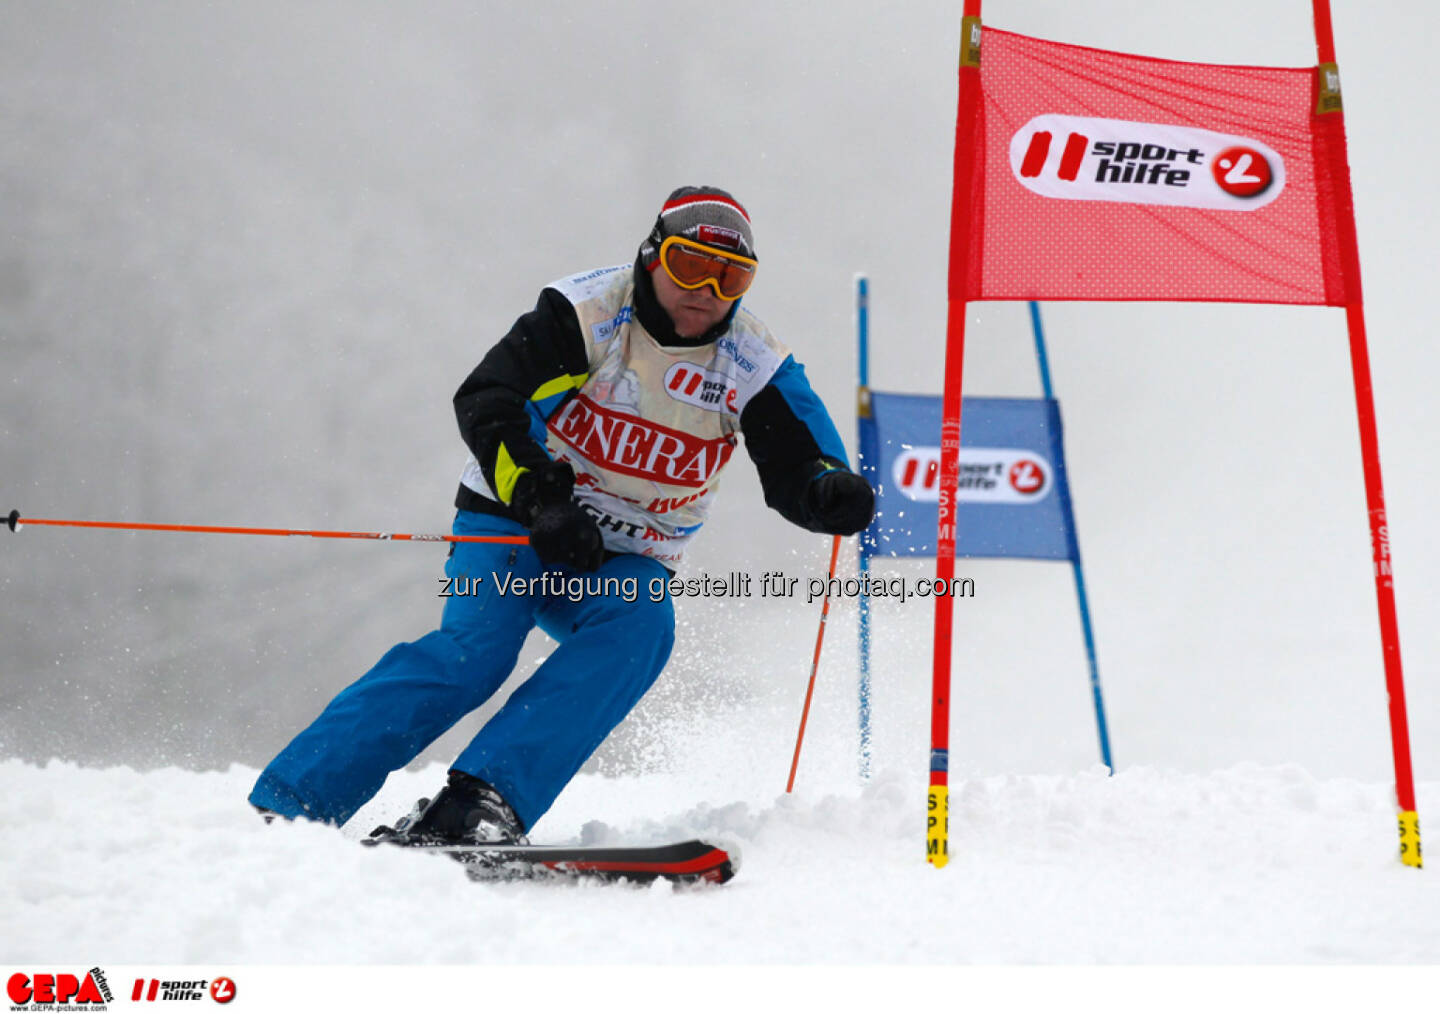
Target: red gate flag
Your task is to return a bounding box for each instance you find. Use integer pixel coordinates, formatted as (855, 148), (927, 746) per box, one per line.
(953, 28), (1358, 305)
(929, 4), (1418, 871)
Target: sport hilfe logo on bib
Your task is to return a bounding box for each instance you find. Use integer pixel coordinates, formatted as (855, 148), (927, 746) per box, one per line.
(1010, 115), (1285, 211)
(663, 362), (737, 414)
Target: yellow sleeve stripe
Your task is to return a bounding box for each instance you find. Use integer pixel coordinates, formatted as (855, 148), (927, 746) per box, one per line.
(531, 372), (590, 404)
(493, 373), (586, 504)
(494, 444), (527, 505)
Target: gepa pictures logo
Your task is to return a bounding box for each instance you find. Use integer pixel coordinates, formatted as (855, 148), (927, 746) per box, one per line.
(7, 969), (114, 1008)
(1010, 114), (1285, 210)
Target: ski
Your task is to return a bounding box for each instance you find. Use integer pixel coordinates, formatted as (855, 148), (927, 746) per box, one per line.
(361, 836), (738, 886)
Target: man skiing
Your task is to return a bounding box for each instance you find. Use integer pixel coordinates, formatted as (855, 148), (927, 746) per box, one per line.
(248, 186), (875, 845)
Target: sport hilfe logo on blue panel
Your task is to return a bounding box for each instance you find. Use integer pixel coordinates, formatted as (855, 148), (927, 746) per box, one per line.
(861, 393), (1076, 561)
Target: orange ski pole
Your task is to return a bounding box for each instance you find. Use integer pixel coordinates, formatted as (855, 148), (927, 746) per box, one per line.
(4, 509), (528, 546)
(786, 534), (844, 793)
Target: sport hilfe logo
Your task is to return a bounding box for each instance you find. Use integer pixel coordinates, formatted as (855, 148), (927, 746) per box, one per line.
(893, 447), (1052, 504)
(1010, 114), (1285, 210)
(129, 976), (235, 1003)
(663, 362), (737, 414)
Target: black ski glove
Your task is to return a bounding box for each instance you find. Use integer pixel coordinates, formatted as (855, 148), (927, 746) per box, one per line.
(510, 462), (605, 572)
(804, 466), (876, 536)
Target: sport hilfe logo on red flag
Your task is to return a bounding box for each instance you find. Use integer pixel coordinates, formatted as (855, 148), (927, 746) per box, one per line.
(1011, 115), (1285, 210)
(957, 28), (1358, 305)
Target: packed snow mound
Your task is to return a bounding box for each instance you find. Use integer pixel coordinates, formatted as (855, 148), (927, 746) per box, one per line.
(4, 759), (1436, 964)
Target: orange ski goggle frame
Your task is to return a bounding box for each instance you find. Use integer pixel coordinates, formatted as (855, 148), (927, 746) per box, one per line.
(657, 235), (757, 301)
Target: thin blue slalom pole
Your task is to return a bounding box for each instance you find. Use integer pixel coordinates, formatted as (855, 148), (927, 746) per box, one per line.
(1028, 301), (1114, 773)
(857, 275), (874, 782)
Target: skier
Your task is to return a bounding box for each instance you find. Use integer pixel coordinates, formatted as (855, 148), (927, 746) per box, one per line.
(248, 186), (875, 845)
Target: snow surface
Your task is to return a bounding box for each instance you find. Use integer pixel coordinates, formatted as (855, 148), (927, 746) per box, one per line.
(6, 758), (1438, 966)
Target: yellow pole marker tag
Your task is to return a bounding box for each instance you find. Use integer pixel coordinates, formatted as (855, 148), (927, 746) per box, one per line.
(1316, 62), (1342, 115)
(1399, 811), (1423, 869)
(959, 15), (982, 68)
(927, 785), (949, 868)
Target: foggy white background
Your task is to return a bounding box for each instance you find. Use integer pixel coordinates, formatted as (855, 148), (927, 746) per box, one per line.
(2, 0), (1436, 805)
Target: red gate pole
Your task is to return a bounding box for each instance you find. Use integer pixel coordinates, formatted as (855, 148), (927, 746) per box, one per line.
(1311, 0), (1421, 868)
(928, 0), (984, 868)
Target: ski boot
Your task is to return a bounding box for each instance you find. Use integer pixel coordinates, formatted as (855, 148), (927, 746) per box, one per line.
(367, 770), (528, 846)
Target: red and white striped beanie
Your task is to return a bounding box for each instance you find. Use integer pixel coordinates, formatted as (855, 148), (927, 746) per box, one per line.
(641, 186), (756, 267)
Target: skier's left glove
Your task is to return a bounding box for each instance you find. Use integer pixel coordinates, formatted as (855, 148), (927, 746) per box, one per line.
(510, 461), (605, 572)
(804, 465), (876, 536)
(528, 502), (605, 572)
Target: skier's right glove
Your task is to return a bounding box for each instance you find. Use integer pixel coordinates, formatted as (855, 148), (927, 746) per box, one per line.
(803, 464), (876, 536)
(510, 461), (605, 572)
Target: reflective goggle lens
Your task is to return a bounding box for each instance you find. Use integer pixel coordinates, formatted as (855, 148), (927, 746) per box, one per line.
(659, 236), (756, 301)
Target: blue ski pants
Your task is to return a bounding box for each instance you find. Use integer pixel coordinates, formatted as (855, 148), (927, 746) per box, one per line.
(248, 510), (675, 831)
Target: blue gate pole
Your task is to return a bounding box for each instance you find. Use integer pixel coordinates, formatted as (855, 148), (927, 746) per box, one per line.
(857, 276), (874, 782)
(1028, 301), (1115, 773)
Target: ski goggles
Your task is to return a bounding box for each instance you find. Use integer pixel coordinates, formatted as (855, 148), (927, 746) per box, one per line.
(657, 235), (757, 302)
